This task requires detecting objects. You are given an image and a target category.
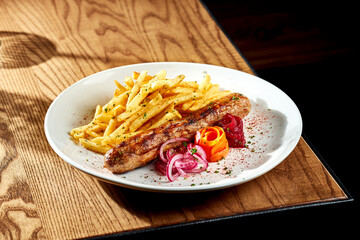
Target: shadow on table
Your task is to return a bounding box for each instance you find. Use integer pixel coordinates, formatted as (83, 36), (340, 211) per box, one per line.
(0, 31), (91, 69)
(0, 90), (52, 158)
(99, 180), (240, 222)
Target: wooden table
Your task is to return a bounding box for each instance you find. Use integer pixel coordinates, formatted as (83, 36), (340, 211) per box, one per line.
(0, 0), (350, 239)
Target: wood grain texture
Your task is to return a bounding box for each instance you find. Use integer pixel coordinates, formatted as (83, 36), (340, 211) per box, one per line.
(0, 102), (45, 239)
(0, 0), (346, 239)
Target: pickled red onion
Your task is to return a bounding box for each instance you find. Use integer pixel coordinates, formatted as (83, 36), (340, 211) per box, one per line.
(156, 138), (208, 182)
(217, 113), (245, 148)
(159, 137), (190, 162)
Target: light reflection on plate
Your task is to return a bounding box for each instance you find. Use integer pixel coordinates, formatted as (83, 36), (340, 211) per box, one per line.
(44, 62), (302, 192)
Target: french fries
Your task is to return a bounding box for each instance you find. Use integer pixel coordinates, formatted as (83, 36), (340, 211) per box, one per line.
(70, 70), (231, 154)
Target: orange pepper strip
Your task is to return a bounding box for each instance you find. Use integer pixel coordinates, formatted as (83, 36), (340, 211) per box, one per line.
(198, 126), (229, 162)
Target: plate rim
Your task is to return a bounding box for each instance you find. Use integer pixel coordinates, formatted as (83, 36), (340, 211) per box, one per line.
(44, 62), (302, 192)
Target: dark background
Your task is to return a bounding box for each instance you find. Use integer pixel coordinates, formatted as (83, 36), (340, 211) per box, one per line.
(203, 0), (358, 195)
(109, 1), (359, 239)
(203, 1), (359, 237)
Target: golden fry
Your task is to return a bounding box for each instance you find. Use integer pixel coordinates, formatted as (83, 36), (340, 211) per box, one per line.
(149, 112), (178, 129)
(126, 80), (166, 111)
(198, 74), (211, 93)
(189, 91), (231, 111)
(102, 90), (129, 113)
(164, 86), (196, 96)
(126, 70), (148, 109)
(129, 97), (174, 132)
(173, 92), (202, 106)
(179, 81), (198, 88)
(159, 75), (185, 94)
(114, 80), (127, 93)
(133, 71), (154, 82)
(79, 138), (111, 155)
(95, 112), (113, 124)
(124, 76), (134, 89)
(103, 131), (140, 146)
(103, 118), (117, 137)
(155, 70), (166, 80)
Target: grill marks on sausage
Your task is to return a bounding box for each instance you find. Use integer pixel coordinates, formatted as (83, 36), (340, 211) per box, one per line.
(141, 132), (156, 149)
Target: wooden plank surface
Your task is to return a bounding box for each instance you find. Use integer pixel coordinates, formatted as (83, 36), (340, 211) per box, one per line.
(0, 0), (347, 239)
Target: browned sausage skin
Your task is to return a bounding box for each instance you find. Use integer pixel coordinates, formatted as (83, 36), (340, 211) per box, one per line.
(104, 93), (251, 173)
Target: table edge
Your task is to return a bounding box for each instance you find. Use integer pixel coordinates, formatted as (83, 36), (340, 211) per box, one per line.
(87, 197), (352, 239)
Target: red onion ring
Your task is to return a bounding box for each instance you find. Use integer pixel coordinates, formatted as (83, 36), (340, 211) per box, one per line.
(157, 138), (208, 182)
(166, 154), (183, 181)
(159, 137), (190, 162)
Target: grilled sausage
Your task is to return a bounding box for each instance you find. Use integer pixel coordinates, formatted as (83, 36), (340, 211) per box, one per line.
(104, 93), (251, 173)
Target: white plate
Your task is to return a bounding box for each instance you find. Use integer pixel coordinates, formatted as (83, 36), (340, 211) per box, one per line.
(44, 62), (302, 192)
